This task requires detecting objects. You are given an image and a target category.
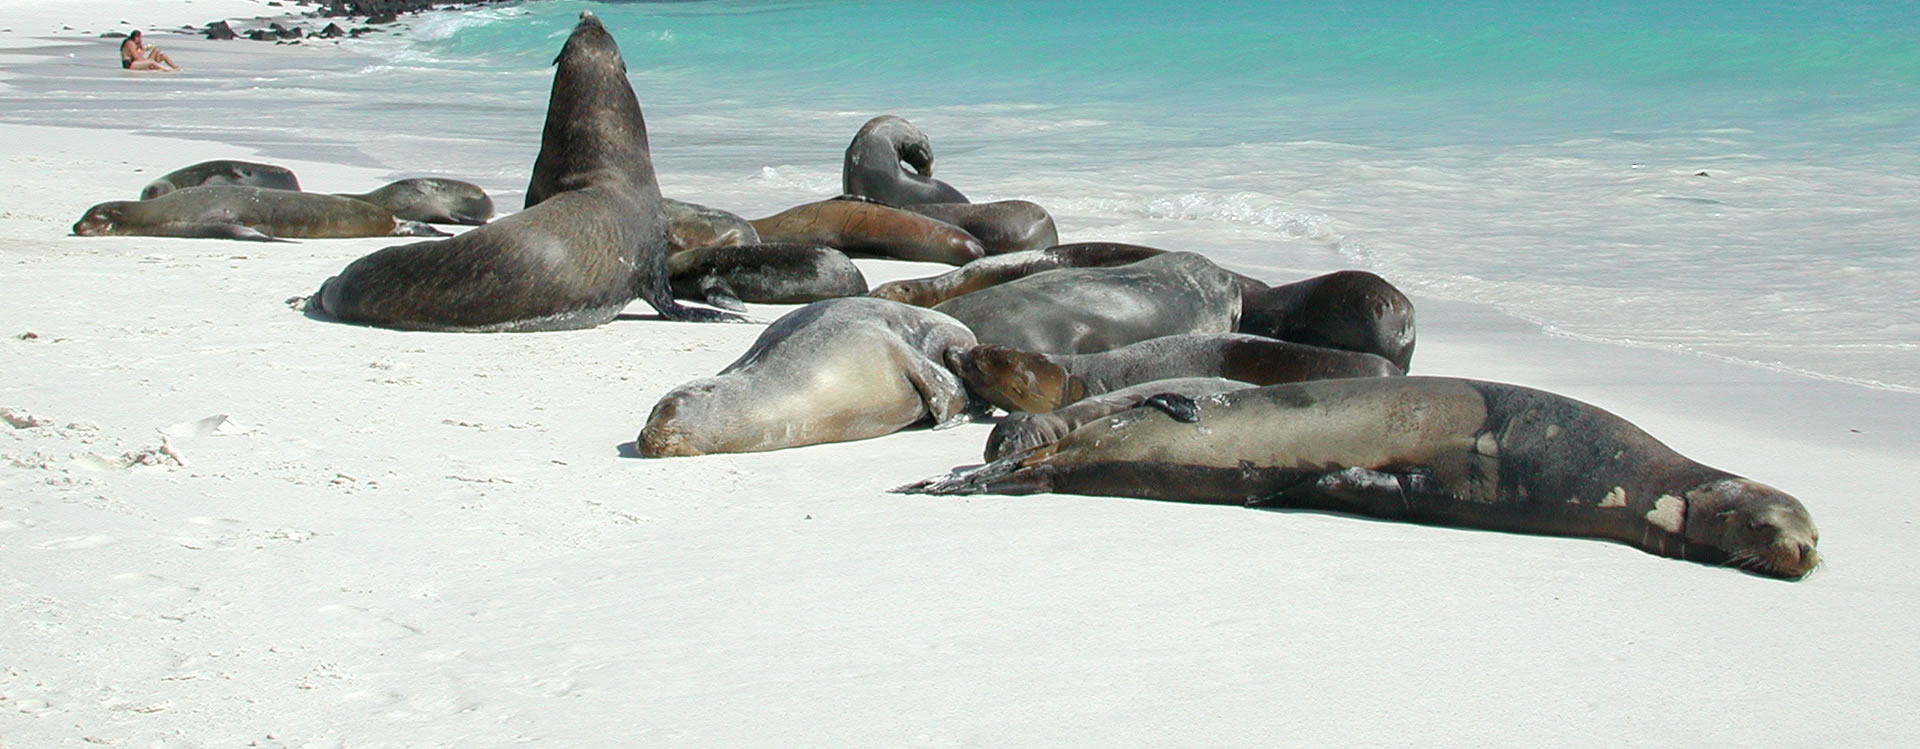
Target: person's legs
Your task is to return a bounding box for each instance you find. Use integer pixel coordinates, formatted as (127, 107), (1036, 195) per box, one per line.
(127, 59), (165, 71)
(149, 48), (180, 70)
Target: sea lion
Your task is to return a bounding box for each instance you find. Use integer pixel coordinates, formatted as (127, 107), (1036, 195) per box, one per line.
(841, 114), (967, 206)
(749, 198), (984, 265)
(333, 177), (495, 226)
(984, 377), (1255, 461)
(72, 185), (446, 241)
(1240, 270), (1416, 372)
(638, 297), (977, 457)
(948, 333), (1403, 414)
(932, 251), (1243, 354)
(898, 376), (1821, 580)
(869, 242), (1170, 307)
(664, 197), (759, 253)
(902, 200), (1058, 255)
(311, 12), (738, 331)
(139, 159), (300, 200)
(668, 243), (868, 312)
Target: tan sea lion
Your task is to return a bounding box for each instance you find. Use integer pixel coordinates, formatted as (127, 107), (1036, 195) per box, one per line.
(749, 198), (984, 265)
(898, 376), (1821, 580)
(73, 185), (445, 241)
(932, 251), (1243, 355)
(638, 297), (977, 456)
(311, 12), (739, 331)
(664, 197), (759, 253)
(947, 332), (1402, 414)
(841, 114), (967, 206)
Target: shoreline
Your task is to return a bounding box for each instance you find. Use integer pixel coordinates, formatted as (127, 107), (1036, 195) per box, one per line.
(4, 4), (1919, 745)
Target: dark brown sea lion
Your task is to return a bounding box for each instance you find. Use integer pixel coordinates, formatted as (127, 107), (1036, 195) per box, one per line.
(663, 197), (759, 253)
(72, 186), (445, 241)
(638, 297), (977, 457)
(947, 332), (1402, 414)
(898, 376), (1821, 580)
(749, 198), (984, 265)
(902, 200), (1058, 255)
(311, 12), (739, 331)
(1240, 270), (1416, 372)
(869, 242), (1169, 307)
(931, 251), (1243, 355)
(984, 376), (1255, 461)
(667, 243), (868, 312)
(333, 178), (495, 226)
(139, 159), (300, 200)
(841, 114), (968, 206)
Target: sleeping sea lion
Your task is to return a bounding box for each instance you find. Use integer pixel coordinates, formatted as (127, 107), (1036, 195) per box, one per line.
(73, 185), (445, 241)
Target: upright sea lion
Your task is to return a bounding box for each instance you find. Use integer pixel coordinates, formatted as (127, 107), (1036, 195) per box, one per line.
(333, 177), (496, 226)
(902, 200), (1058, 255)
(869, 242), (1169, 307)
(898, 376), (1821, 580)
(749, 198), (984, 265)
(139, 159), (300, 200)
(73, 186), (446, 241)
(312, 12), (738, 331)
(1239, 270), (1416, 372)
(984, 377), (1254, 461)
(842, 114), (967, 206)
(663, 197), (759, 253)
(668, 243), (867, 312)
(932, 251), (1242, 354)
(948, 333), (1402, 413)
(638, 297), (977, 457)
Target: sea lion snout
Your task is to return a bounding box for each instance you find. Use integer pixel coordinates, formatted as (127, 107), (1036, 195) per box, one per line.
(1685, 478), (1821, 579)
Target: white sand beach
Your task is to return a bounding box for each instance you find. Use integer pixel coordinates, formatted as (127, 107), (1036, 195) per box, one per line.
(3, 2), (1919, 747)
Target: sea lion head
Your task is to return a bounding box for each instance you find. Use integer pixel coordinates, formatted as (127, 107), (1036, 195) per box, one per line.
(1683, 478), (1820, 580)
(946, 344), (1082, 413)
(637, 378), (728, 458)
(868, 278), (938, 307)
(72, 201), (132, 236)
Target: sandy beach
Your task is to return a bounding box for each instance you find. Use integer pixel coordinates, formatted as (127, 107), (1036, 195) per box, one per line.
(4, 2), (1920, 747)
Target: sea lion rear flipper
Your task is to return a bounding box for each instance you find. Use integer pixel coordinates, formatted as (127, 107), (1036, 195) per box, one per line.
(1140, 393), (1202, 422)
(1248, 466), (1416, 518)
(175, 222), (289, 242)
(697, 277), (748, 313)
(392, 220), (452, 237)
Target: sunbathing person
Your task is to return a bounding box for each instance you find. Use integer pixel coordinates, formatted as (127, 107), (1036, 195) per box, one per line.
(120, 31), (181, 72)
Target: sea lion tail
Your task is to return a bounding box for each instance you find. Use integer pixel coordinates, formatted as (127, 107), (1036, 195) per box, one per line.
(891, 454), (1054, 496)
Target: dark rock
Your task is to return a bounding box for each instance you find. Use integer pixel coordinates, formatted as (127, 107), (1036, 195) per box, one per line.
(313, 22), (347, 39)
(205, 20), (237, 40)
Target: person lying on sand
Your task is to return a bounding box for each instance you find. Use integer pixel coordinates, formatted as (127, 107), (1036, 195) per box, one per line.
(121, 31), (181, 72)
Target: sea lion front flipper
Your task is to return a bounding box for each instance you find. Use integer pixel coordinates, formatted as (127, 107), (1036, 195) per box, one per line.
(391, 220), (452, 237)
(1248, 466), (1416, 518)
(892, 452), (1057, 496)
(174, 222), (290, 242)
(447, 212), (488, 226)
(902, 343), (973, 429)
(1140, 392), (1202, 422)
(697, 277), (748, 313)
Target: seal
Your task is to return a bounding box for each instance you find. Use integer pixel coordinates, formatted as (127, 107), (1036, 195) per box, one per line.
(73, 185), (447, 241)
(668, 242), (868, 311)
(983, 376), (1254, 461)
(638, 297), (978, 456)
(749, 198), (984, 265)
(333, 177), (496, 226)
(139, 159), (300, 200)
(901, 200), (1058, 255)
(1239, 270), (1416, 372)
(869, 242), (1169, 306)
(932, 251), (1243, 354)
(841, 114), (968, 206)
(664, 197), (759, 253)
(311, 12), (739, 331)
(897, 376), (1821, 580)
(947, 332), (1403, 414)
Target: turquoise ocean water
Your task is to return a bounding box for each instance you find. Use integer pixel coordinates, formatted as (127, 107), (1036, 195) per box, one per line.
(9, 0), (1918, 389)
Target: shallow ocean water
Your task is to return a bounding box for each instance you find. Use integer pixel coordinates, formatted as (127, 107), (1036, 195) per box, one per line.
(6, 0), (1916, 390)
